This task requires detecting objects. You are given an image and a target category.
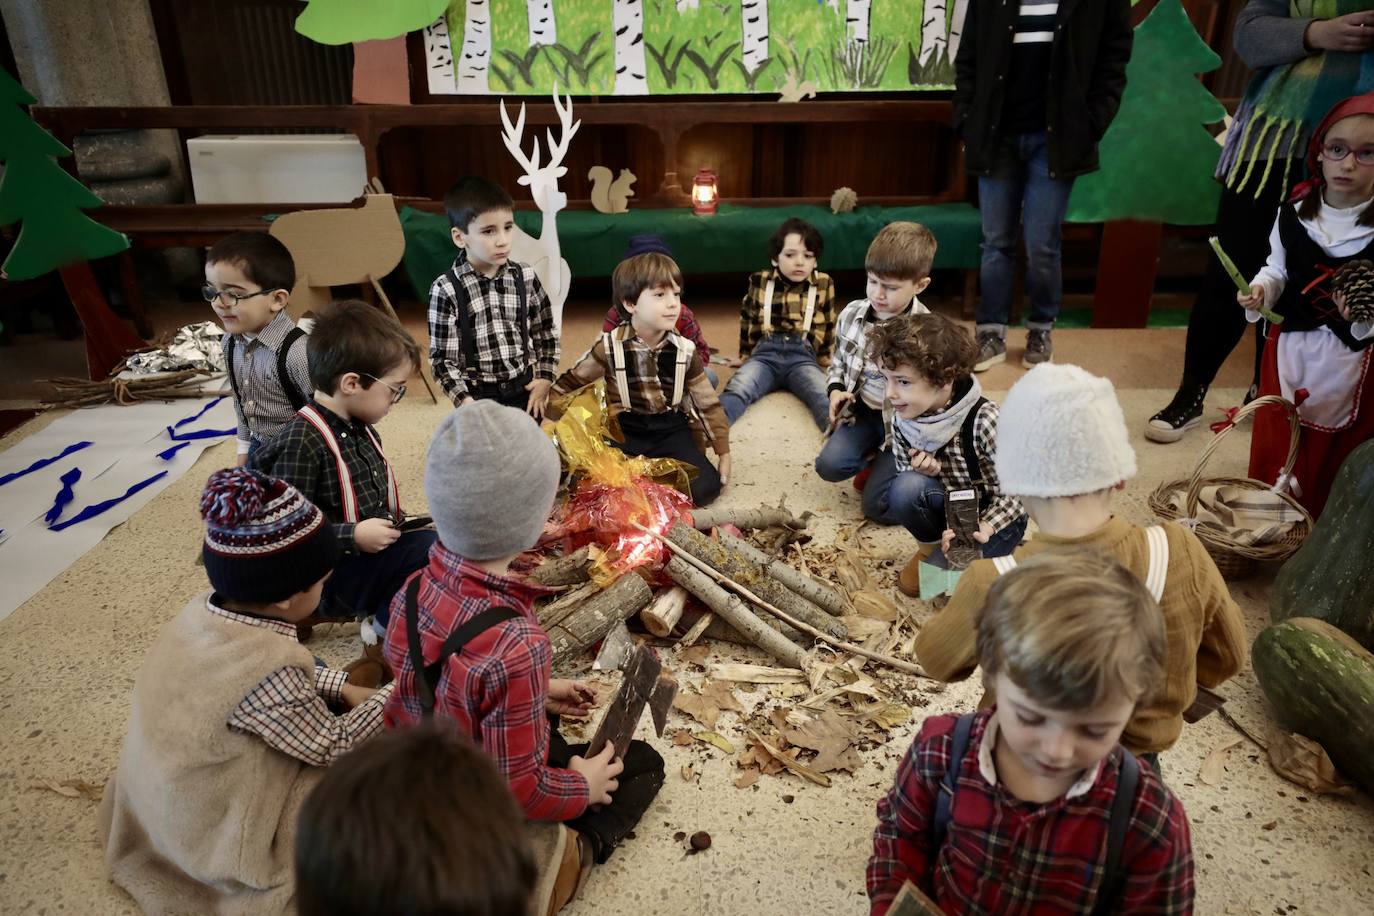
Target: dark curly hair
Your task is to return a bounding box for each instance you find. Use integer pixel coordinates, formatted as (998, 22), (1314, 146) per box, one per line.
(865, 312), (977, 388)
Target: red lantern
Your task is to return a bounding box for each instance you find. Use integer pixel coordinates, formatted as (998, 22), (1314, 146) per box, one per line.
(691, 168), (719, 215)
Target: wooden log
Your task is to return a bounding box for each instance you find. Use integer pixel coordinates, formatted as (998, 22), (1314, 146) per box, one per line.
(678, 609), (801, 647)
(718, 530), (846, 617)
(547, 572), (653, 664)
(528, 546), (591, 587)
(641, 586), (689, 638)
(678, 609), (715, 647)
(689, 505), (805, 532)
(537, 581), (600, 630)
(666, 523), (848, 640)
(665, 556), (810, 670)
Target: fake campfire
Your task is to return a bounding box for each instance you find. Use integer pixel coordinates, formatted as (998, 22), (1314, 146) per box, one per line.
(520, 388), (932, 789)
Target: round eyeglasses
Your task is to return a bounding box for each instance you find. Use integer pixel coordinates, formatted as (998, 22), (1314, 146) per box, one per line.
(202, 285), (285, 305)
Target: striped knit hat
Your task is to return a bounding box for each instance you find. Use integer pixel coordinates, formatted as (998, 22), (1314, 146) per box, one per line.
(200, 468), (339, 604)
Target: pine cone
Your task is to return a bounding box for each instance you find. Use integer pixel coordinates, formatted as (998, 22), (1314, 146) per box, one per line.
(1333, 259), (1374, 323)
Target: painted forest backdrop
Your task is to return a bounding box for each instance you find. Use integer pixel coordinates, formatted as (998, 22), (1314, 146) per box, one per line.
(421, 0), (967, 94)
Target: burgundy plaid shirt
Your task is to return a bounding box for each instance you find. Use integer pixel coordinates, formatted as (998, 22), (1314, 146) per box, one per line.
(868, 711), (1194, 915)
(602, 302), (712, 355)
(382, 546), (589, 822)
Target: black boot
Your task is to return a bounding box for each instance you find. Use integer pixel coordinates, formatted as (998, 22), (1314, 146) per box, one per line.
(1145, 378), (1207, 443)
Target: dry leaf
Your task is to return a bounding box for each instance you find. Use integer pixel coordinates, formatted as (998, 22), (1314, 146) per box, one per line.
(29, 778), (103, 802)
(701, 680), (744, 714)
(839, 614), (891, 641)
(679, 644), (711, 668)
(850, 589), (899, 621)
(680, 762), (698, 782)
(734, 768), (761, 789)
(745, 729), (831, 787)
(781, 710), (862, 774)
(673, 691), (720, 730)
(860, 702), (912, 731)
(695, 731), (736, 754)
(670, 729), (694, 746)
(835, 547), (872, 593)
(1266, 733), (1355, 795)
(1198, 736), (1244, 787)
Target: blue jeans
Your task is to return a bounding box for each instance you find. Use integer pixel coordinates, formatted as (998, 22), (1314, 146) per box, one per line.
(863, 452), (1027, 558)
(976, 132), (1076, 332)
(321, 528), (438, 627)
(720, 334), (829, 431)
(815, 399), (885, 482)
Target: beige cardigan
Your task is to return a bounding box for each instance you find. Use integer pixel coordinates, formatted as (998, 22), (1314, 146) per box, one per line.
(99, 593), (323, 915)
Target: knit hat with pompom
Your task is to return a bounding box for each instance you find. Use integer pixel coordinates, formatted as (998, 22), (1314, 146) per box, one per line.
(200, 468), (340, 603)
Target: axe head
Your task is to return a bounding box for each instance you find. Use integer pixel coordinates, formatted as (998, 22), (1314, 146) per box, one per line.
(593, 620), (636, 671)
(647, 673), (678, 736)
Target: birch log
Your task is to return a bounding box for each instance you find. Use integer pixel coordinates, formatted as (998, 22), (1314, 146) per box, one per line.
(528, 546), (591, 587)
(641, 586), (689, 637)
(666, 524), (847, 640)
(666, 557), (809, 669)
(547, 572), (653, 664)
(717, 531), (847, 616)
(689, 505), (804, 532)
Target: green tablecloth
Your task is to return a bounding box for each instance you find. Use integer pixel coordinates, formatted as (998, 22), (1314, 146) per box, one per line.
(399, 202), (982, 299)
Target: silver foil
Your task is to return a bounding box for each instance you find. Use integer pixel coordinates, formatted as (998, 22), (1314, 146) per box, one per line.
(124, 322), (226, 374)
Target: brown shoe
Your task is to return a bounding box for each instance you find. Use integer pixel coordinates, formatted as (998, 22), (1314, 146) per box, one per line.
(341, 656), (387, 689)
(546, 826), (593, 915)
(295, 612), (326, 643)
(897, 545), (936, 598)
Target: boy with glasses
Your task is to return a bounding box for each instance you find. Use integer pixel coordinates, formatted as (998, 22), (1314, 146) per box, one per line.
(204, 232), (313, 465)
(254, 301), (435, 649)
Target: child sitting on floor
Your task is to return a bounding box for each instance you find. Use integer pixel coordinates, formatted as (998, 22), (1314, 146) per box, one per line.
(1241, 92), (1374, 517)
(204, 232), (312, 465)
(547, 252), (730, 506)
(428, 176), (560, 415)
(916, 363), (1246, 764)
(100, 469), (391, 915)
(863, 312), (1027, 594)
(719, 217), (837, 429)
(296, 723), (542, 916)
(869, 551), (1194, 915)
(384, 403), (665, 914)
(253, 300), (434, 640)
(816, 221), (934, 493)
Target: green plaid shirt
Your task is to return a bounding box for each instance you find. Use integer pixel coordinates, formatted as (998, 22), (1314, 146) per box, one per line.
(738, 268), (837, 362)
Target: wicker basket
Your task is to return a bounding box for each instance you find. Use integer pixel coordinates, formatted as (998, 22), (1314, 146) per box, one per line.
(1148, 395), (1313, 580)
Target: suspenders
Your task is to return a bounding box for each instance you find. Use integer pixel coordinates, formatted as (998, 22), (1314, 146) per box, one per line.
(446, 264), (531, 384)
(760, 276), (818, 339)
(224, 327), (308, 412)
(403, 576), (519, 717)
(990, 525), (1170, 604)
(296, 404), (400, 523)
(603, 329), (694, 410)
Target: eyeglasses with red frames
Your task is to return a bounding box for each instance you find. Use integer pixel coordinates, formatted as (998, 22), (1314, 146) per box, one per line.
(362, 374), (407, 404)
(1321, 142), (1374, 167)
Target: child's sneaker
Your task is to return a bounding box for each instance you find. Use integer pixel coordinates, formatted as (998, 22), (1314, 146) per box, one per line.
(1144, 382), (1207, 443)
(973, 332), (1006, 372)
(1022, 328), (1053, 368)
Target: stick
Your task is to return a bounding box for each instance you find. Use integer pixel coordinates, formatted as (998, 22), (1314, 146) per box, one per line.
(689, 505), (804, 532)
(677, 609), (715, 647)
(665, 556), (811, 669)
(639, 524), (929, 678)
(718, 530), (846, 616)
(641, 586), (689, 638)
(665, 524), (848, 640)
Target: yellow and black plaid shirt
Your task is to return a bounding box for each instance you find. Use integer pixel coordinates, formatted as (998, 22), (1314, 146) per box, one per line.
(738, 268), (837, 362)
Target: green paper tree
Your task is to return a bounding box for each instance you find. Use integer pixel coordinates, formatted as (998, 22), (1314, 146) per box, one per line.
(295, 0), (449, 45)
(0, 68), (129, 281)
(1066, 0), (1226, 224)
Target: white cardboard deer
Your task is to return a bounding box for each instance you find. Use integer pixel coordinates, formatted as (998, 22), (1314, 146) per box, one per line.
(500, 86), (580, 332)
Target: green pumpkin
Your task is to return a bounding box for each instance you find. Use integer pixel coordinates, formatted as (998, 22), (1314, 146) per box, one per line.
(1252, 618), (1374, 793)
(1270, 439), (1374, 649)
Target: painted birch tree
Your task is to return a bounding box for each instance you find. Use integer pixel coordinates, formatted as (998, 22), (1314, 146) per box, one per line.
(457, 0), (493, 93)
(918, 0), (948, 66)
(423, 15), (456, 94)
(676, 0), (699, 11)
(845, 0), (872, 46)
(527, 0), (557, 47)
(740, 0), (770, 77)
(613, 0), (649, 94)
(947, 0), (970, 63)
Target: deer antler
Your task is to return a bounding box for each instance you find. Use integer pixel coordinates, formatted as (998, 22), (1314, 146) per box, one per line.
(499, 98), (537, 175)
(544, 84), (581, 171)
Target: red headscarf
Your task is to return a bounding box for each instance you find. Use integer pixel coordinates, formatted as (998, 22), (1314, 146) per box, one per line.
(1290, 91), (1374, 203)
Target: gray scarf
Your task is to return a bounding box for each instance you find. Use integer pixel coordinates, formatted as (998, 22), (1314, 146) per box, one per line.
(893, 376), (983, 455)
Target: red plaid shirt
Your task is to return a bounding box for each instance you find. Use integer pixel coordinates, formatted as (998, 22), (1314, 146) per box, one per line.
(602, 302), (711, 355)
(868, 711), (1194, 915)
(382, 546), (589, 822)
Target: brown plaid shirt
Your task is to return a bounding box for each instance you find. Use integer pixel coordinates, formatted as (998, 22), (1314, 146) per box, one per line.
(738, 268), (837, 362)
(548, 325), (730, 454)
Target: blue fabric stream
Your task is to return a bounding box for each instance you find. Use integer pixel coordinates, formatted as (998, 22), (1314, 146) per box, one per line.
(0, 441), (93, 487)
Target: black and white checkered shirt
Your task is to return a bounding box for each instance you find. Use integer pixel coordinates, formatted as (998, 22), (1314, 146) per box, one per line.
(223, 310), (312, 454)
(427, 255), (560, 404)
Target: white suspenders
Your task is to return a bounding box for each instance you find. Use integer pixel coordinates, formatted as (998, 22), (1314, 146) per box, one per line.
(761, 277), (818, 338)
(297, 405), (400, 523)
(991, 526), (1170, 603)
(603, 330), (694, 409)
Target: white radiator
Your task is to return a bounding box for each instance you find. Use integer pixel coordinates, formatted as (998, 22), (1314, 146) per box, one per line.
(187, 134), (368, 204)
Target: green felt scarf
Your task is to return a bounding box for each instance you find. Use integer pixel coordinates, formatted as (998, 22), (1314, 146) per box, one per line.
(1220, 0), (1374, 198)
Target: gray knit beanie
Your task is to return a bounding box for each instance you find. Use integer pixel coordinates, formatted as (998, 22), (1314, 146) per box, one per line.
(425, 401), (560, 560)
(995, 363), (1137, 498)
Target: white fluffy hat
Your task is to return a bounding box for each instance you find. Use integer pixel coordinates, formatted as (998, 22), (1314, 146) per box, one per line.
(994, 363), (1137, 498)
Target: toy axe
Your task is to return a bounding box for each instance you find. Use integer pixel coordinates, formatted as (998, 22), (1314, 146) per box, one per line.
(587, 622), (677, 758)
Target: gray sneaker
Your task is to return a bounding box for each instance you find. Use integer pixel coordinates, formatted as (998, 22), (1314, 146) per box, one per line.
(1023, 328), (1053, 368)
(974, 332), (1006, 372)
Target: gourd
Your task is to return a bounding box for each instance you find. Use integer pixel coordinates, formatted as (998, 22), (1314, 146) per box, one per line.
(1269, 439), (1374, 649)
(1251, 618), (1374, 793)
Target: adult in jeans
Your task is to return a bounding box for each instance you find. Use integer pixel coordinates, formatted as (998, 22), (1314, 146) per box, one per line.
(1146, 0), (1374, 443)
(954, 0), (1133, 373)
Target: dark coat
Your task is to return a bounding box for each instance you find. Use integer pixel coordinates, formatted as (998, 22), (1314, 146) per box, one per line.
(952, 0), (1134, 179)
